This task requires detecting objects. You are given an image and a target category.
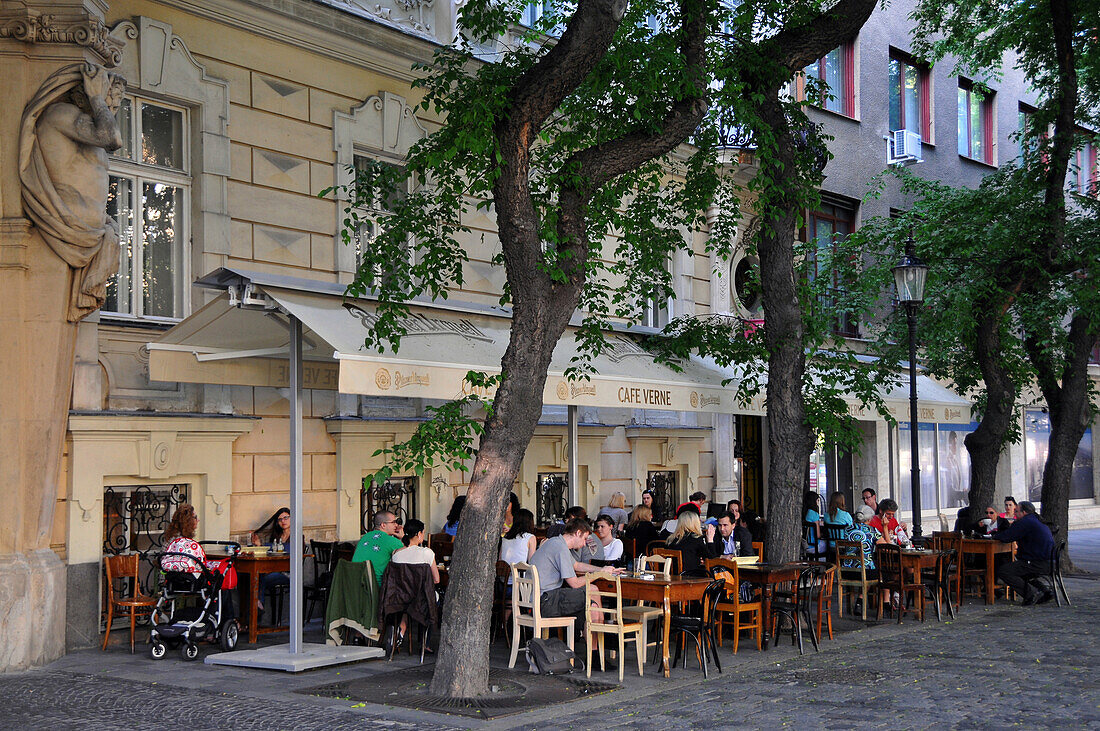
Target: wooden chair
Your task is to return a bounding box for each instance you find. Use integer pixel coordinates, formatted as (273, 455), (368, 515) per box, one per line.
(815, 565), (836, 640)
(803, 522), (828, 562)
(931, 531), (962, 613)
(834, 539), (876, 621)
(752, 541), (764, 562)
(652, 548), (682, 576)
(584, 571), (645, 682)
(508, 562), (575, 668)
(429, 535), (454, 566)
(876, 544), (924, 623)
(622, 555), (671, 659)
(102, 553), (157, 653)
(706, 558), (763, 653)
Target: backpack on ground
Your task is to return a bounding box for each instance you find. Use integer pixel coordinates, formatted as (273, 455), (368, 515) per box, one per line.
(525, 636), (579, 675)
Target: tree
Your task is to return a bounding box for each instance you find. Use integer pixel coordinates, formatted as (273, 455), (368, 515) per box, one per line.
(330, 0), (880, 697)
(906, 0), (1099, 558)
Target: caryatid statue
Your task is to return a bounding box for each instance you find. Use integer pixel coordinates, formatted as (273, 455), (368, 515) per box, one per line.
(19, 62), (127, 322)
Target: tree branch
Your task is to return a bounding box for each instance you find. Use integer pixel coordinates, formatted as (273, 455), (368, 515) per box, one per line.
(767, 0), (879, 71)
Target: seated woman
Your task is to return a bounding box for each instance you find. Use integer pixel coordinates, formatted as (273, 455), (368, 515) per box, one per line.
(501, 492), (520, 537)
(388, 519), (440, 647)
(249, 507), (292, 615)
(500, 508), (537, 568)
(443, 495), (465, 537)
(666, 510), (718, 577)
(975, 506), (1011, 535)
(843, 506), (887, 612)
(600, 492), (630, 532)
(593, 514), (624, 565)
(161, 503), (208, 576)
(624, 505), (660, 555)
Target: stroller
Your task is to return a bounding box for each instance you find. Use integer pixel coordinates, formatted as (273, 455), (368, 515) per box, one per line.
(150, 540), (241, 661)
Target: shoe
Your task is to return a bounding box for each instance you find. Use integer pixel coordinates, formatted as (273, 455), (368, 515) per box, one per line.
(1036, 590), (1055, 605)
(1021, 593), (1039, 606)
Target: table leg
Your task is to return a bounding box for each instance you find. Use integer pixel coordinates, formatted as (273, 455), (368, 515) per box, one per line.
(986, 548), (996, 605)
(249, 571), (260, 643)
(661, 591), (672, 678)
(760, 585), (773, 651)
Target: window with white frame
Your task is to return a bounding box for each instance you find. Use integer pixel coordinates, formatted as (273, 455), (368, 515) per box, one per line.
(105, 96), (190, 319)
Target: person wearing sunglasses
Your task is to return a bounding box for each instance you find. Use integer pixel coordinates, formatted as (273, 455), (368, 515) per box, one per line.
(975, 505), (1010, 536)
(352, 510), (405, 588)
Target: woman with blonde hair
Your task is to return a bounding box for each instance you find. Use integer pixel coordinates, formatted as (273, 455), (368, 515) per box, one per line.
(601, 491), (630, 531)
(665, 510), (718, 576)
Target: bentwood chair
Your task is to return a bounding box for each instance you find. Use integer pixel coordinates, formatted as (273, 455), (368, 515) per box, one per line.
(102, 553), (157, 653)
(706, 559), (763, 653)
(770, 565), (825, 655)
(584, 571), (645, 682)
(508, 563), (575, 669)
(876, 544), (925, 623)
(668, 579), (727, 679)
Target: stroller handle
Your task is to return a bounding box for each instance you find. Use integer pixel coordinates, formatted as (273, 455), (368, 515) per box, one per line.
(200, 540), (242, 556)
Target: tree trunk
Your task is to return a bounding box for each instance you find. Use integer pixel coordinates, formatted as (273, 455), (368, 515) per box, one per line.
(1033, 314), (1096, 573)
(429, 297), (577, 696)
(963, 308), (1019, 522)
(755, 92), (815, 564)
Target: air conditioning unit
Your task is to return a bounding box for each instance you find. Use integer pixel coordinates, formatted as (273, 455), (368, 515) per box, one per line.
(887, 129), (923, 165)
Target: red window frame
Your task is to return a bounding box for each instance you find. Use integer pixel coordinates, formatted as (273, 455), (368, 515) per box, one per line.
(958, 79), (994, 164)
(889, 51), (931, 141)
(1073, 138), (1097, 197)
(804, 43), (856, 118)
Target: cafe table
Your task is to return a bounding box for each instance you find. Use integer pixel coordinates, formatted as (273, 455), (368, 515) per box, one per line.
(595, 575), (711, 678)
(234, 551), (300, 644)
(961, 537), (1015, 605)
(736, 562), (812, 650)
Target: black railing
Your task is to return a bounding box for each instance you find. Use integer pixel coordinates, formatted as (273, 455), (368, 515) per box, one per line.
(646, 470), (679, 524)
(537, 472), (569, 526)
(103, 484), (188, 597)
(362, 477), (418, 533)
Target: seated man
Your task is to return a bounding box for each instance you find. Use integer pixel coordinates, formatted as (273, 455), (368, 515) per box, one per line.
(545, 505), (587, 538)
(530, 517), (620, 620)
(351, 510), (404, 587)
(994, 501), (1055, 606)
(727, 499), (766, 542)
(711, 511), (753, 557)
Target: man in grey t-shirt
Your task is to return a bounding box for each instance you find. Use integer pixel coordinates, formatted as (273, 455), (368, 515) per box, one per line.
(529, 518), (620, 619)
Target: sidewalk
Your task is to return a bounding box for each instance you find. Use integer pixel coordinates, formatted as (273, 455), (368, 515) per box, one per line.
(4, 529), (1098, 730)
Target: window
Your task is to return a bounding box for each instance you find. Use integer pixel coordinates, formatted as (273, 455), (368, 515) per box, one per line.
(1017, 103), (1040, 161)
(351, 155), (409, 273)
(806, 197), (859, 337)
(1025, 410), (1093, 501)
(804, 44), (856, 117)
(105, 97), (190, 319)
(957, 80), (994, 164)
(889, 52), (930, 140)
(521, 0), (561, 34)
(1071, 137), (1097, 197)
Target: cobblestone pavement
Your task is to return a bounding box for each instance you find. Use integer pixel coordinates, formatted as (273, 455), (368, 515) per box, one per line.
(4, 530), (1098, 730)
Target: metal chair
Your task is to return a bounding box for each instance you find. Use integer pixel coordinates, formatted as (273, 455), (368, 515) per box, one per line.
(304, 539), (336, 622)
(803, 522), (828, 562)
(770, 565), (825, 654)
(876, 544), (925, 623)
(1039, 541), (1072, 607)
(668, 579), (727, 678)
(102, 553), (157, 653)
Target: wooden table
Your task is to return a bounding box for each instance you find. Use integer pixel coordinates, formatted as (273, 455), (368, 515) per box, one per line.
(235, 553), (294, 644)
(596, 575), (711, 677)
(961, 538), (1015, 605)
(737, 562), (811, 650)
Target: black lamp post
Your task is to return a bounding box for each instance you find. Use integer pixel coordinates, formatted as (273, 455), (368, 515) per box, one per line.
(893, 233), (929, 541)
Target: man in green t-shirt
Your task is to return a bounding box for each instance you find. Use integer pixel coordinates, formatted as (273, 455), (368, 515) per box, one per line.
(352, 510), (404, 586)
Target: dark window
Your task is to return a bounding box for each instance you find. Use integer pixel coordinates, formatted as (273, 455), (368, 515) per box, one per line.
(807, 197), (859, 337)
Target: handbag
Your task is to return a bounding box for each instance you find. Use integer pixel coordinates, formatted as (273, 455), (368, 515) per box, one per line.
(525, 637), (579, 674)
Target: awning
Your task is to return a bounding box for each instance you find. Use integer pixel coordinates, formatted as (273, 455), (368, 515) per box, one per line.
(147, 268), (972, 423)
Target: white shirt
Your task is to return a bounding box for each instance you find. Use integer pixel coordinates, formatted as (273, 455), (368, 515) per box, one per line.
(390, 545), (435, 566)
(500, 532), (534, 565)
(601, 537), (624, 562)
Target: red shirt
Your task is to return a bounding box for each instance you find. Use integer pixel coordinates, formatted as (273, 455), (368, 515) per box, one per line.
(868, 515), (899, 537)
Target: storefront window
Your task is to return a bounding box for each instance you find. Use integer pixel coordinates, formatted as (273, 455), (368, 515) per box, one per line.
(1025, 410), (1094, 502)
(897, 422), (936, 515)
(936, 424), (974, 510)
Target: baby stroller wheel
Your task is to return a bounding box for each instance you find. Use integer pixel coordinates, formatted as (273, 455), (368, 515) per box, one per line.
(180, 643), (200, 661)
(150, 641), (167, 660)
(219, 619), (239, 652)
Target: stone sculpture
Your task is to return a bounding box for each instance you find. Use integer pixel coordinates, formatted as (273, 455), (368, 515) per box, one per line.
(19, 62), (126, 322)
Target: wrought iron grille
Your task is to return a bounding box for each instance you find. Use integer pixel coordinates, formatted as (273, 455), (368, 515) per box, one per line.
(536, 472), (568, 526)
(646, 470), (679, 523)
(362, 477), (418, 533)
(102, 484), (188, 599)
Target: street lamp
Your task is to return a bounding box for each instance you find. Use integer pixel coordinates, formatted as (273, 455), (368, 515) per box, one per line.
(893, 232), (928, 541)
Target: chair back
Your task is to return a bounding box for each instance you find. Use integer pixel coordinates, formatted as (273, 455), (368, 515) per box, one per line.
(104, 553), (144, 600)
(876, 543), (903, 587)
(430, 535), (454, 565)
(620, 537), (636, 564)
(638, 554), (672, 578)
(706, 559), (743, 607)
(823, 523), (849, 550)
(310, 539), (337, 574)
(835, 539), (869, 584)
(751, 541), (764, 562)
(511, 562), (542, 622)
(645, 539), (667, 556)
(334, 541), (356, 564)
(702, 578), (729, 626)
(795, 565), (826, 608)
(584, 571), (625, 629)
(652, 548), (682, 575)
